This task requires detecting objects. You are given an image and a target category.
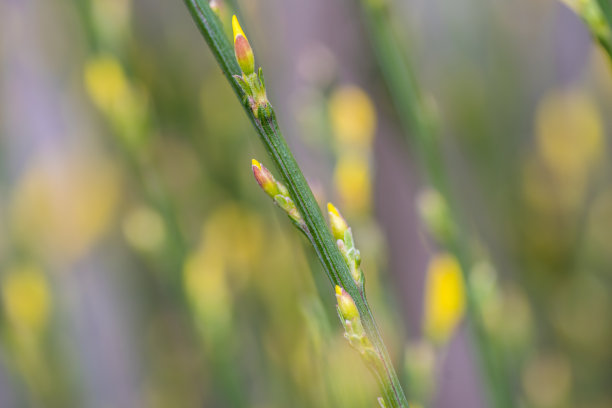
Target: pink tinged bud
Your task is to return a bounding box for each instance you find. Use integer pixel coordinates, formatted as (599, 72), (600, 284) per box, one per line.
(328, 203), (349, 241)
(335, 285), (359, 321)
(209, 0), (220, 13)
(232, 15), (255, 75)
(252, 159), (280, 197)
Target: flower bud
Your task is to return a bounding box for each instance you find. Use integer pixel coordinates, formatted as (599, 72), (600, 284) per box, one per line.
(252, 159), (280, 197)
(327, 202), (348, 241)
(232, 15), (255, 76)
(335, 285), (359, 322)
(209, 0), (220, 13)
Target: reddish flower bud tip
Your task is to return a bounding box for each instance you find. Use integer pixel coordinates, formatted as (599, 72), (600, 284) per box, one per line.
(209, 0), (220, 13)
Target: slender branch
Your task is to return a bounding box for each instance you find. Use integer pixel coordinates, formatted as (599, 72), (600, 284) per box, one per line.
(561, 0), (612, 64)
(588, 0), (612, 63)
(182, 0), (410, 406)
(355, 1), (515, 408)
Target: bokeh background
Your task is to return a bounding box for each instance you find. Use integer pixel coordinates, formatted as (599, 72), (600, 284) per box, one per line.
(1, 0), (611, 407)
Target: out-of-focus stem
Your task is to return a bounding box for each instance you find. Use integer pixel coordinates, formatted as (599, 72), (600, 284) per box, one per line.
(356, 1), (514, 408)
(562, 0), (612, 63)
(595, 0), (612, 60)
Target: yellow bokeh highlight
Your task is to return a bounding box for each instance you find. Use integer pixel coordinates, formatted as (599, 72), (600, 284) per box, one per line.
(182, 203), (264, 339)
(536, 89), (604, 181)
(200, 204), (263, 279)
(333, 155), (371, 215)
(523, 89), (605, 219)
(10, 154), (120, 265)
(330, 85), (376, 217)
(329, 85), (376, 147)
(183, 246), (231, 334)
(2, 264), (51, 333)
(84, 54), (149, 148)
(423, 253), (466, 344)
(84, 55), (129, 112)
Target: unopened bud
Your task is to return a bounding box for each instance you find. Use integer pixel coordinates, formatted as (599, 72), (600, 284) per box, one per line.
(335, 285), (359, 321)
(232, 15), (255, 76)
(209, 0), (220, 13)
(327, 202), (348, 241)
(252, 159), (280, 197)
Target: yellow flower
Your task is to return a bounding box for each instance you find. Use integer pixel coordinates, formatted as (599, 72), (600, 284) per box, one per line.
(423, 253), (466, 344)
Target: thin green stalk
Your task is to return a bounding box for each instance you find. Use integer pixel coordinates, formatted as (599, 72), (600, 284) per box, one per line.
(356, 1), (514, 408)
(182, 1), (410, 406)
(596, 0), (612, 55)
(562, 0), (612, 63)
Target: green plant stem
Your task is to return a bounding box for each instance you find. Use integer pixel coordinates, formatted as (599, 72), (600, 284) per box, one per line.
(591, 0), (612, 64)
(600, 36), (612, 61)
(356, 2), (514, 408)
(182, 1), (409, 406)
(577, 0), (612, 64)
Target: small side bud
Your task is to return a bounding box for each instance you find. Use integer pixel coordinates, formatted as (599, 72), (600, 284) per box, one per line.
(335, 285), (359, 321)
(251, 159), (304, 229)
(327, 202), (349, 240)
(252, 159), (280, 197)
(232, 15), (255, 75)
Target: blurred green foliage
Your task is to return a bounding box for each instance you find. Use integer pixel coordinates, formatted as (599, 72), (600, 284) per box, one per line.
(1, 0), (611, 407)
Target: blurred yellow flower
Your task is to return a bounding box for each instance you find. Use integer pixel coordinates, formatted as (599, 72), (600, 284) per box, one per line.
(10, 154), (120, 266)
(334, 155), (371, 215)
(536, 89), (604, 181)
(200, 204), (263, 281)
(523, 89), (605, 218)
(2, 264), (51, 333)
(423, 253), (466, 344)
(84, 55), (129, 112)
(329, 85), (376, 147)
(84, 55), (149, 148)
(182, 203), (264, 335)
(183, 246), (231, 334)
